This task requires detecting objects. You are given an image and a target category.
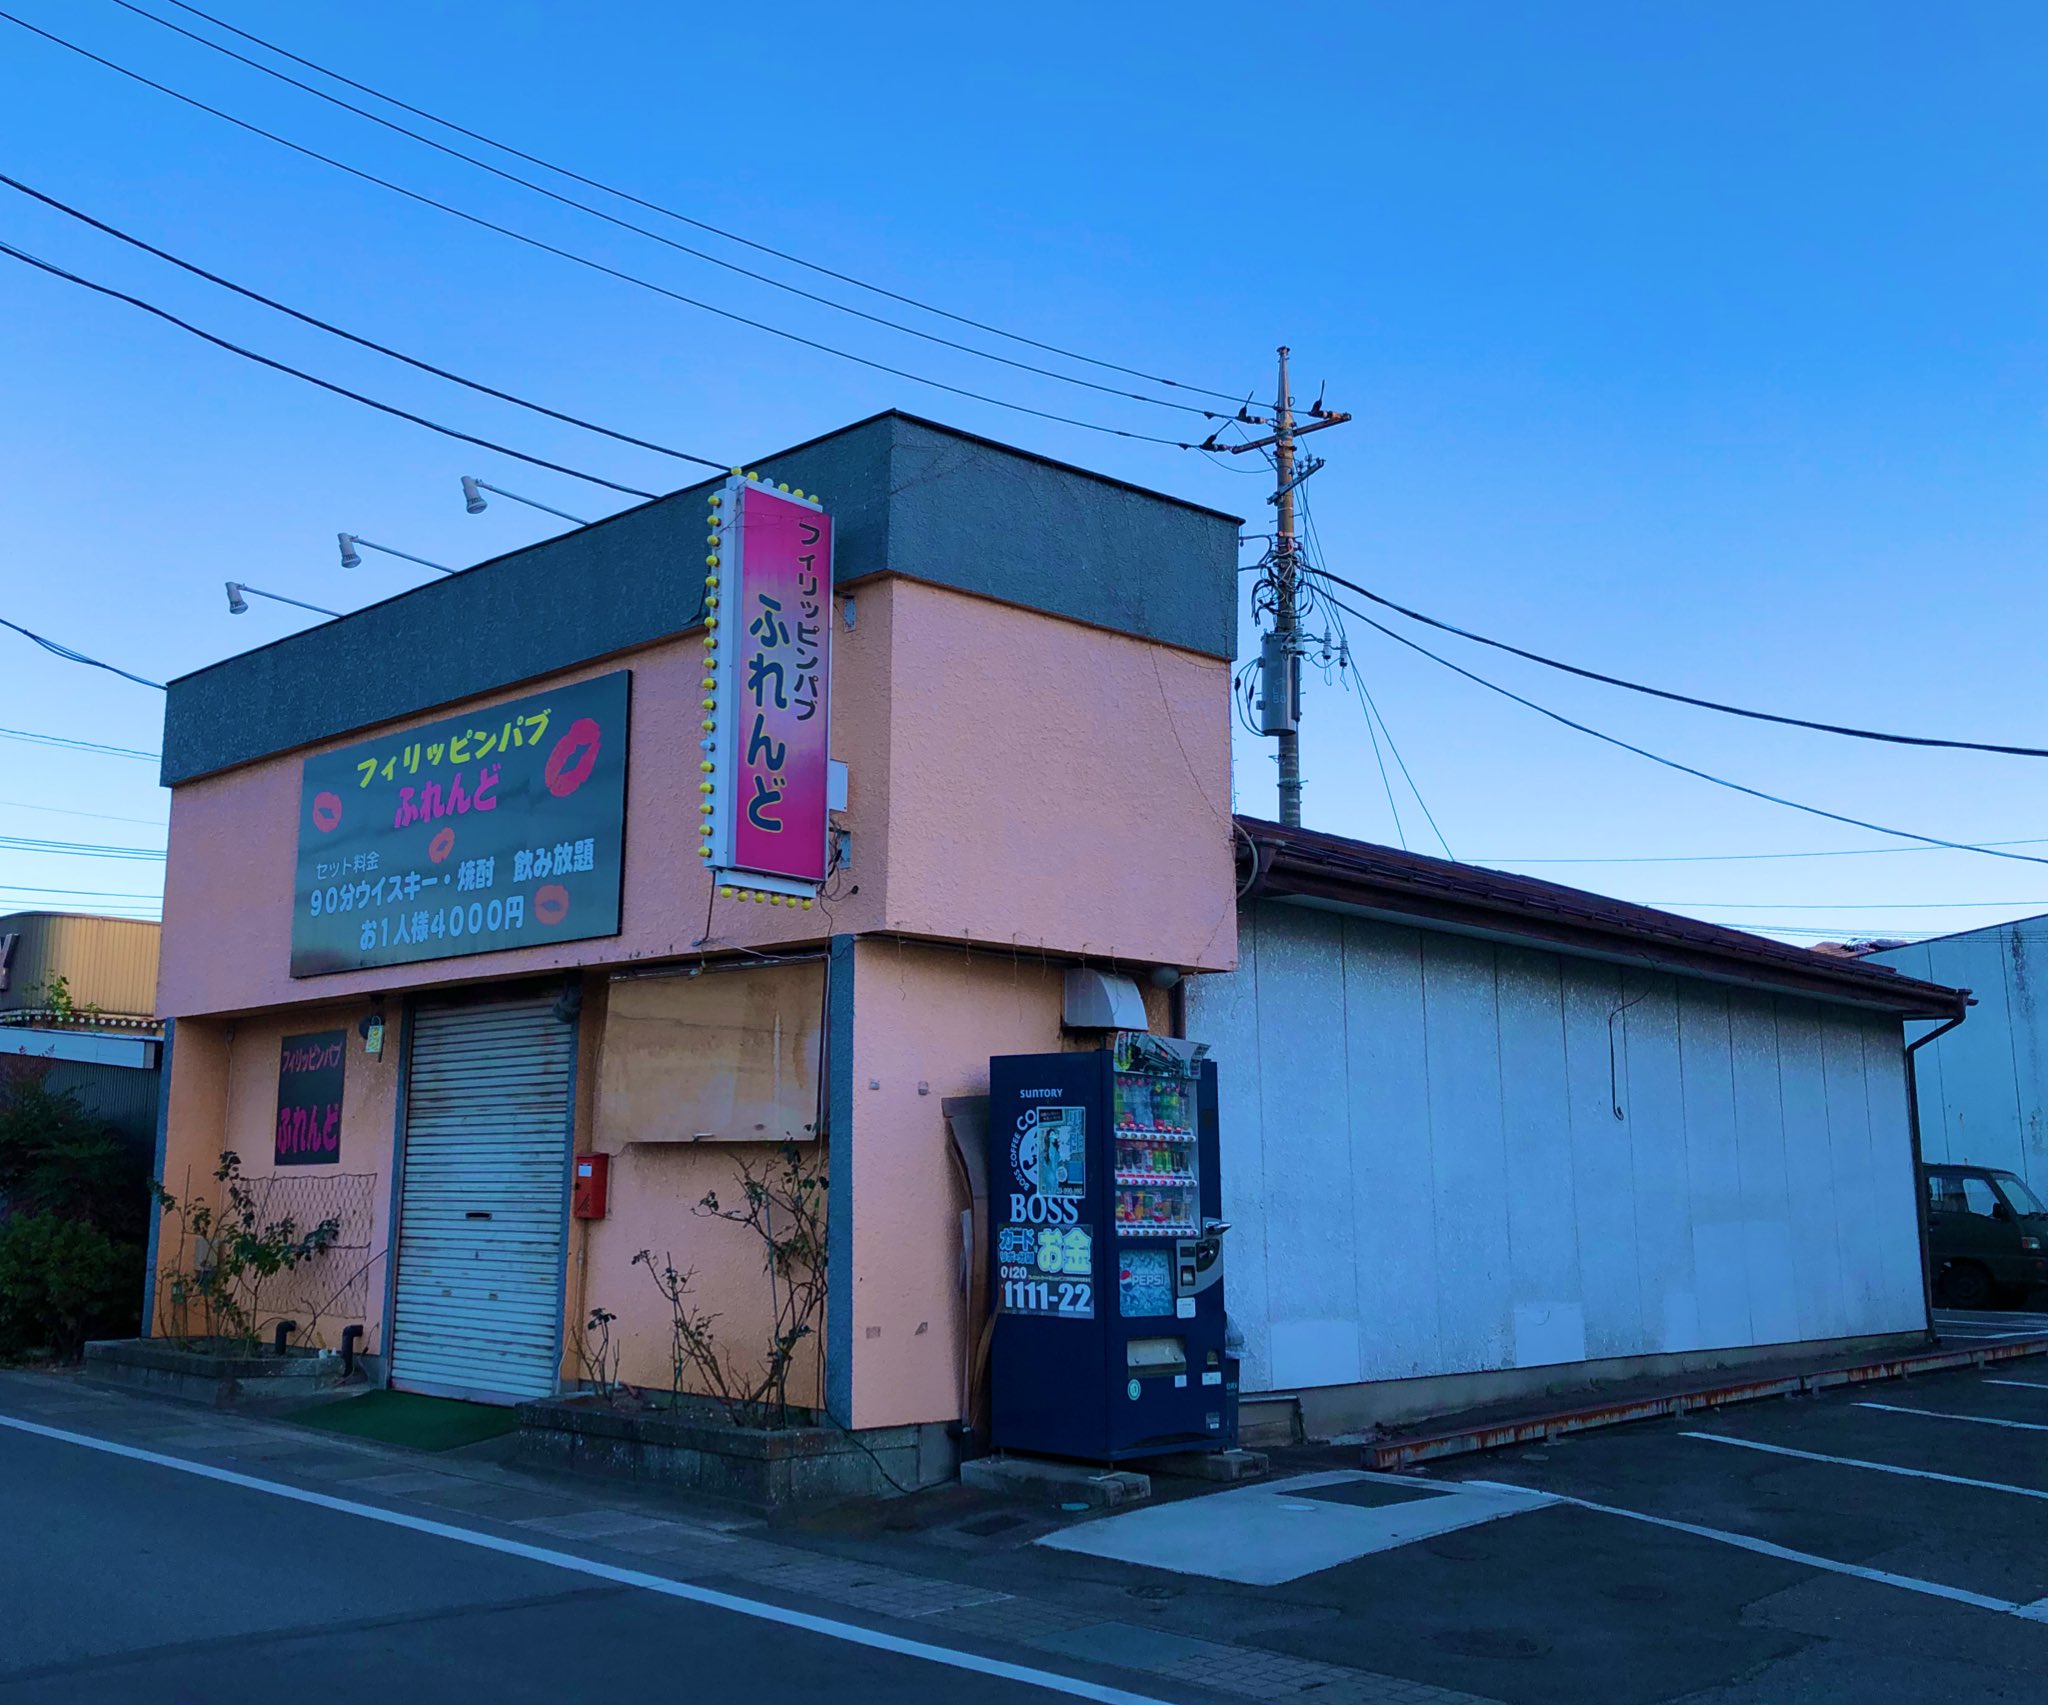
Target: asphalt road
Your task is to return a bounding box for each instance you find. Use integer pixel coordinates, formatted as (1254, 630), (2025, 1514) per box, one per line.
(0, 1421), (1152, 1705)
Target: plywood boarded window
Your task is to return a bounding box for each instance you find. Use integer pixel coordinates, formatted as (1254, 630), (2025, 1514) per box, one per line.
(597, 961), (824, 1145)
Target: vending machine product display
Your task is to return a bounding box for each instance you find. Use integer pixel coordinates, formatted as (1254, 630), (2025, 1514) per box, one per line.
(988, 1034), (1231, 1460)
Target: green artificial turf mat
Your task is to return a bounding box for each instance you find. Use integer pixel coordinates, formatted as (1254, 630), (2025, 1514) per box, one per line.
(282, 1388), (518, 1452)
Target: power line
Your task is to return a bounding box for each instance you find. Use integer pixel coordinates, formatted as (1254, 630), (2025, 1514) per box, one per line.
(1350, 665), (1454, 861)
(0, 13), (1200, 450)
(1, 174), (728, 471)
(1706, 924), (1936, 939)
(1323, 587), (2048, 872)
(1478, 839), (2048, 865)
(0, 726), (158, 760)
(1643, 898), (2048, 911)
(0, 884), (163, 898)
(148, 0), (1244, 406)
(1295, 498), (1453, 859)
(1314, 565), (2048, 760)
(110, 0), (1228, 421)
(1345, 655), (1406, 850)
(0, 797), (165, 828)
(0, 240), (659, 499)
(0, 834), (165, 860)
(0, 614), (162, 689)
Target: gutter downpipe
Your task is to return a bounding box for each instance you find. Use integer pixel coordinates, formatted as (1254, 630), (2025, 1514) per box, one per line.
(1905, 997), (1972, 1339)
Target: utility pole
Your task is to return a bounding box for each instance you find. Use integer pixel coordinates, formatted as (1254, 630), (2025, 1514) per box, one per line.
(1270, 347), (1303, 826)
(1203, 347), (1351, 828)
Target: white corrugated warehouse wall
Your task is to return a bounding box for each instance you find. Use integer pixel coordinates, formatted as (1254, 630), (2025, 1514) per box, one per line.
(1189, 901), (1927, 1399)
(1870, 924), (2048, 1193)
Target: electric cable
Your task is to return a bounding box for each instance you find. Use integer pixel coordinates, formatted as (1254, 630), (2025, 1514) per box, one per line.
(146, 0), (1245, 404)
(1295, 494), (1455, 859)
(0, 614), (163, 689)
(0, 173), (727, 471)
(1641, 897), (2048, 911)
(1311, 563), (2048, 760)
(0, 883), (165, 898)
(0, 13), (1200, 449)
(0, 240), (660, 500)
(1480, 838), (2048, 866)
(0, 725), (158, 760)
(1320, 587), (2048, 872)
(0, 797), (166, 828)
(107, 0), (1229, 421)
(0, 833), (165, 860)
(1347, 655), (1408, 851)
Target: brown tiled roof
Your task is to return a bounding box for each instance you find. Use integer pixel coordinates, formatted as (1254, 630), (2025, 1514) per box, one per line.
(1237, 817), (1968, 1019)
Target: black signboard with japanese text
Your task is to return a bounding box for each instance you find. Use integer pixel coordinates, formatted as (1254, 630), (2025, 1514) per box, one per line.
(275, 1030), (346, 1167)
(290, 671), (630, 976)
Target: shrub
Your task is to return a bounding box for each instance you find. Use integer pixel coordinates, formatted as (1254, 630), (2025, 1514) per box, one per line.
(0, 1211), (138, 1361)
(0, 1080), (148, 1242)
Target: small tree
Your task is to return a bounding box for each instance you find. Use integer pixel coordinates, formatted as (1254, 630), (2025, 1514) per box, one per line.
(152, 1152), (341, 1348)
(634, 1142), (827, 1428)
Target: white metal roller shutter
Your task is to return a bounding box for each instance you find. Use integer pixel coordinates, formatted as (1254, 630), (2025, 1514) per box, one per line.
(390, 992), (575, 1402)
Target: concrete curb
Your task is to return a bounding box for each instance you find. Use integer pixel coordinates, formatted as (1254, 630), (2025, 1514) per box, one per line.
(1365, 1335), (2048, 1470)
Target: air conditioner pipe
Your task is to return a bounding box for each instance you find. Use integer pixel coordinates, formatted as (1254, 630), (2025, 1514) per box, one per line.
(340, 1323), (364, 1378)
(272, 1320), (298, 1356)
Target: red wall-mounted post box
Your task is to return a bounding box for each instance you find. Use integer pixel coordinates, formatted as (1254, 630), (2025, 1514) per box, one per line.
(572, 1152), (610, 1219)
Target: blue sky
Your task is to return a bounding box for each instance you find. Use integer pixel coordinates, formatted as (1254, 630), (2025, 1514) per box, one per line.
(4, 2), (2046, 943)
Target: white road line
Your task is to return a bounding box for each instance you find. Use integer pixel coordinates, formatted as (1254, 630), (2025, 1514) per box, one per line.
(1858, 1402), (2048, 1433)
(1985, 1380), (2048, 1391)
(1682, 1431), (2048, 1501)
(0, 1414), (1172, 1705)
(1459, 1476), (2048, 1621)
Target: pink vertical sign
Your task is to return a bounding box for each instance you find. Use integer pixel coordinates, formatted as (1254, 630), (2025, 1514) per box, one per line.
(714, 480), (832, 886)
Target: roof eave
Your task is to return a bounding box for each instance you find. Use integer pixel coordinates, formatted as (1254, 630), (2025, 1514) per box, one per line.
(1241, 823), (1968, 1021)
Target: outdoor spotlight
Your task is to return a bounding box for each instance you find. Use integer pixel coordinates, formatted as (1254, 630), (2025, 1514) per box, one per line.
(461, 476), (487, 515)
(225, 581), (249, 615)
(338, 532), (362, 569)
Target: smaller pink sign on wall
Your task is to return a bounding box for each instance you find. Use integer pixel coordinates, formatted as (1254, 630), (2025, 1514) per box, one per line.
(708, 480), (832, 888)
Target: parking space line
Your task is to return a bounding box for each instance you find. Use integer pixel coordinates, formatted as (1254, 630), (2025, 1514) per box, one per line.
(1682, 1431), (2048, 1501)
(1985, 1379), (2048, 1391)
(1460, 1478), (2037, 1619)
(1857, 1402), (2048, 1433)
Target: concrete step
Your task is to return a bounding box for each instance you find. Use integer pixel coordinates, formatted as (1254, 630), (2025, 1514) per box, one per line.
(1237, 1393), (1302, 1449)
(959, 1455), (1150, 1509)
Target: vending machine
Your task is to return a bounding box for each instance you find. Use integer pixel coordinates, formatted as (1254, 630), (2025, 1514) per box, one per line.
(988, 1033), (1231, 1461)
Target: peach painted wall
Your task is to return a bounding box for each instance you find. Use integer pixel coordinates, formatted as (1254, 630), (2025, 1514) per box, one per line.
(154, 1001), (397, 1349)
(873, 581), (1238, 974)
(155, 572), (1232, 1409)
(156, 617), (890, 1020)
(158, 577), (1235, 1024)
(843, 937), (1167, 1429)
(556, 974), (825, 1407)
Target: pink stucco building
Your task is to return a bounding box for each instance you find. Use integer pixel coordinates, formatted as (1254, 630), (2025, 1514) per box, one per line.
(148, 414), (1240, 1471)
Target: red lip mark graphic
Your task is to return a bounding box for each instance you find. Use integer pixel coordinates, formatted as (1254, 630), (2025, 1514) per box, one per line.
(428, 827), (457, 864)
(532, 883), (570, 926)
(311, 791), (342, 833)
(544, 717), (602, 798)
